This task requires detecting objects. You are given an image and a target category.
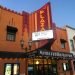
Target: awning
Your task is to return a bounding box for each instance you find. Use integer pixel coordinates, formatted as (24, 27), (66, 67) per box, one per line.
(26, 49), (73, 60)
(0, 51), (26, 58)
(0, 50), (73, 60)
(7, 26), (18, 33)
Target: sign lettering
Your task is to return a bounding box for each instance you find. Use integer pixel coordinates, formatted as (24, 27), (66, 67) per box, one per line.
(40, 10), (45, 31)
(39, 50), (73, 59)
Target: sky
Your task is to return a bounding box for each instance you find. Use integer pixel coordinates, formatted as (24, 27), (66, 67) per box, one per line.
(0, 0), (75, 28)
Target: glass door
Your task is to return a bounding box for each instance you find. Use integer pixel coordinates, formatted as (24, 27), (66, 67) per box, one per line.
(52, 64), (58, 75)
(28, 64), (58, 75)
(28, 59), (58, 75)
(28, 65), (33, 75)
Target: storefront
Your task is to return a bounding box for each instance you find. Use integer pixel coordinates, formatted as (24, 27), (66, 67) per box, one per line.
(28, 58), (57, 75)
(71, 55), (75, 75)
(0, 50), (73, 75)
(26, 49), (73, 75)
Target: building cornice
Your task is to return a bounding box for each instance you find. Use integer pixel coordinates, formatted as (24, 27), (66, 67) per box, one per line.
(0, 5), (22, 16)
(65, 25), (75, 30)
(56, 26), (66, 31)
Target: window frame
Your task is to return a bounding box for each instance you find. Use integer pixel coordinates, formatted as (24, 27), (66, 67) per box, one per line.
(6, 32), (16, 41)
(4, 63), (20, 75)
(6, 26), (18, 41)
(62, 62), (70, 71)
(70, 39), (74, 51)
(60, 39), (66, 49)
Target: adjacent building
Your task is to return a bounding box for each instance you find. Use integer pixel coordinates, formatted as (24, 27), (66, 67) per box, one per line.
(64, 25), (75, 75)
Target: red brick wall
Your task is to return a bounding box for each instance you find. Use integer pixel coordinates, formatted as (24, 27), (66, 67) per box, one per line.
(0, 7), (23, 52)
(51, 27), (70, 53)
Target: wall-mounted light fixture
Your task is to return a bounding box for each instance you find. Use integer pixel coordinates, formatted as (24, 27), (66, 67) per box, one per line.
(20, 39), (32, 52)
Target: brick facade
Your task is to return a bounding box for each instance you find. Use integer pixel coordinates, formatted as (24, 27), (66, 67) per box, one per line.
(0, 3), (73, 75)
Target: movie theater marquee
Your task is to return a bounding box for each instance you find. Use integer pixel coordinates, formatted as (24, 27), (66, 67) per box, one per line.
(32, 30), (53, 41)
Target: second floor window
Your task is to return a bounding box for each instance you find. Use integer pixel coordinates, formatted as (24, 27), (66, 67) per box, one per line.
(60, 39), (66, 49)
(6, 26), (18, 41)
(7, 32), (16, 41)
(61, 41), (65, 49)
(70, 39), (74, 51)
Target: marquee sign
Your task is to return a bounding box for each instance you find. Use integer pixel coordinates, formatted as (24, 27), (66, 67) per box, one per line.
(32, 30), (53, 41)
(26, 49), (73, 60)
(35, 2), (52, 31)
(39, 50), (73, 59)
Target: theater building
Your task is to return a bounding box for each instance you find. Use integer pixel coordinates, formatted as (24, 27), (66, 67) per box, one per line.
(0, 2), (73, 75)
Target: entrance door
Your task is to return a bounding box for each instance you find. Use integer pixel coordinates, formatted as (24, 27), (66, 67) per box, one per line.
(28, 64), (58, 75)
(51, 64), (58, 75)
(28, 65), (33, 75)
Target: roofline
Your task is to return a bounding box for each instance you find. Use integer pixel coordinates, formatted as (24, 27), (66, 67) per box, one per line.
(56, 26), (66, 31)
(0, 5), (22, 16)
(65, 25), (75, 30)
